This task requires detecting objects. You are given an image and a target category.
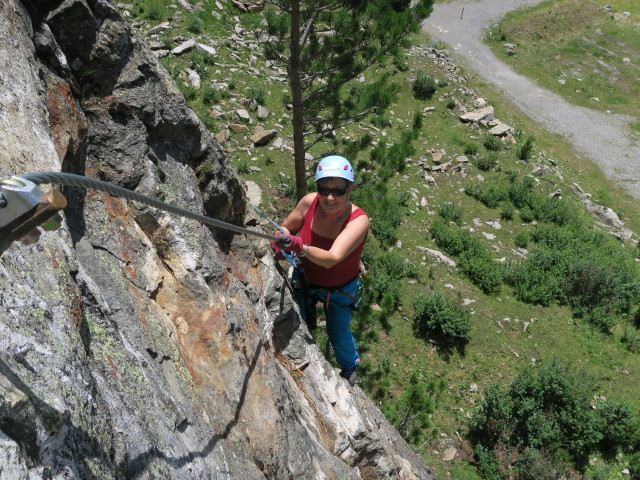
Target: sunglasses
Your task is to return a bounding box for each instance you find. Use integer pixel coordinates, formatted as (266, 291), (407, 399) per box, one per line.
(317, 187), (347, 197)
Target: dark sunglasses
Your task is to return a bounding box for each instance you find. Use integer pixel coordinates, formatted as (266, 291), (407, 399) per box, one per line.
(317, 187), (347, 197)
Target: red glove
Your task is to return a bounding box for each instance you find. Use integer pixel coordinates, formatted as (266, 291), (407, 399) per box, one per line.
(270, 240), (285, 260)
(274, 234), (304, 253)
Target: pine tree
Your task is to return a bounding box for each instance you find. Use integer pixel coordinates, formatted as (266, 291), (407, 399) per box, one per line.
(259, 0), (434, 199)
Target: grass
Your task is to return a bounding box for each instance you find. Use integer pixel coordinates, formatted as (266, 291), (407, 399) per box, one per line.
(122, 2), (640, 477)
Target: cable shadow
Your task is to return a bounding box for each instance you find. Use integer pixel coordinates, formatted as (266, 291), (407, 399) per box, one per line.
(0, 338), (264, 477)
(120, 340), (265, 478)
(0, 356), (108, 468)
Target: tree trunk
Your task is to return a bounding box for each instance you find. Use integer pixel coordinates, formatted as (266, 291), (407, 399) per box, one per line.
(289, 0), (307, 201)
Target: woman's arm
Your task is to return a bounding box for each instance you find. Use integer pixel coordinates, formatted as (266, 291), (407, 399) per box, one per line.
(304, 214), (369, 268)
(277, 193), (315, 235)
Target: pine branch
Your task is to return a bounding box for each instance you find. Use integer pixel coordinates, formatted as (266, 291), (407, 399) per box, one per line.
(299, 10), (318, 50)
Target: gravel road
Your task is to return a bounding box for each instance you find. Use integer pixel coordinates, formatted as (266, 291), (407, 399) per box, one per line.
(422, 0), (640, 201)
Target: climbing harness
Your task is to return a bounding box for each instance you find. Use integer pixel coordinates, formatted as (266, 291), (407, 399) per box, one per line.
(0, 171), (282, 255)
(248, 203), (321, 331)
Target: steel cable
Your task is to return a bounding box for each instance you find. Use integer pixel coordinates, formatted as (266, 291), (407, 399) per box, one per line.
(21, 171), (278, 241)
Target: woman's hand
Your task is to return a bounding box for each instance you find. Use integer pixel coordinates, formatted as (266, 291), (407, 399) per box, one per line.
(274, 234), (305, 253)
(270, 239), (286, 260)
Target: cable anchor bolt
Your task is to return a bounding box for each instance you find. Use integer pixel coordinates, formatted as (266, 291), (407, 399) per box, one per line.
(0, 176), (67, 255)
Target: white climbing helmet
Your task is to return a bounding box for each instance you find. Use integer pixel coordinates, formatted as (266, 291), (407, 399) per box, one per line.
(314, 155), (354, 183)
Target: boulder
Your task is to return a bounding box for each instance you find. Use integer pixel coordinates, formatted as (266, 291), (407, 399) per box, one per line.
(460, 106), (494, 123)
(251, 127), (277, 146)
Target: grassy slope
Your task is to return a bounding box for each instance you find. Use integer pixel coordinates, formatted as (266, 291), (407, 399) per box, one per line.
(124, 1), (640, 477)
(485, 0), (640, 133)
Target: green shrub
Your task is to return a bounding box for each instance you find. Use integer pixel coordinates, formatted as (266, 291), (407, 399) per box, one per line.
(519, 205), (535, 223)
(366, 251), (406, 307)
(275, 176), (296, 200)
(355, 183), (405, 248)
(621, 327), (640, 353)
(185, 13), (203, 33)
(483, 134), (502, 151)
(412, 70), (437, 100)
(178, 83), (198, 101)
(247, 87), (266, 106)
(381, 369), (437, 445)
(469, 384), (512, 446)
(514, 231), (530, 249)
(517, 136), (534, 160)
(475, 152), (498, 171)
(513, 448), (557, 480)
(596, 400), (639, 457)
(630, 452), (640, 478)
(445, 97), (456, 109)
(430, 220), (504, 294)
(371, 114), (390, 128)
(460, 255), (503, 295)
(190, 49), (215, 76)
(465, 183), (508, 209)
(202, 84), (226, 105)
(525, 194), (576, 226)
(473, 444), (502, 480)
(144, 1), (164, 20)
(500, 201), (515, 221)
(429, 219), (467, 256)
(236, 160), (250, 174)
(504, 261), (560, 306)
(413, 292), (472, 343)
(508, 175), (534, 207)
(463, 141), (479, 156)
(468, 359), (637, 474)
(437, 202), (463, 224)
(412, 111), (423, 132)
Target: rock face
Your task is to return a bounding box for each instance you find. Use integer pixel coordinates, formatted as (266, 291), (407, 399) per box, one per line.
(0, 1), (435, 479)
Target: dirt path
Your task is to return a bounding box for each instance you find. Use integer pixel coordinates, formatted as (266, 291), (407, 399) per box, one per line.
(422, 0), (640, 201)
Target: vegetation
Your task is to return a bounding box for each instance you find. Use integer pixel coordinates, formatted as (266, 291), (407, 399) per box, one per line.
(412, 70), (439, 100)
(485, 0), (640, 127)
(123, 1), (640, 477)
(469, 358), (640, 476)
(257, 0), (434, 199)
(413, 292), (472, 349)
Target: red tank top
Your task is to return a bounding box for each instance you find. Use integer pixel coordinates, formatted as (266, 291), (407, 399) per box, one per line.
(298, 194), (368, 287)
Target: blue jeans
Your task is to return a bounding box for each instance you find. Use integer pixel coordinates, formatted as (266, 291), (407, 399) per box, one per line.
(292, 269), (361, 369)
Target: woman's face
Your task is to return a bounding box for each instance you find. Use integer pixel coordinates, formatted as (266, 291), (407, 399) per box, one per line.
(316, 177), (350, 213)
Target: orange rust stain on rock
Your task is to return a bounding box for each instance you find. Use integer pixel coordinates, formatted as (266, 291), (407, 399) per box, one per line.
(154, 274), (231, 387)
(125, 284), (148, 325)
(105, 354), (120, 380)
(221, 253), (246, 283)
(104, 195), (129, 220)
(46, 79), (88, 160)
(103, 195), (135, 266)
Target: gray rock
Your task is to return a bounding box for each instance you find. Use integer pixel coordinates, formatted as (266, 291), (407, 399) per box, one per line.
(172, 39), (196, 55)
(416, 247), (457, 269)
(257, 105), (269, 119)
(442, 446), (457, 461)
(245, 180), (262, 206)
(195, 42), (216, 55)
(460, 106), (494, 123)
(251, 128), (277, 146)
(488, 123), (511, 136)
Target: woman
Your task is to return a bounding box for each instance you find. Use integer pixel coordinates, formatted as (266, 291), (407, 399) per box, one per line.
(271, 156), (369, 386)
